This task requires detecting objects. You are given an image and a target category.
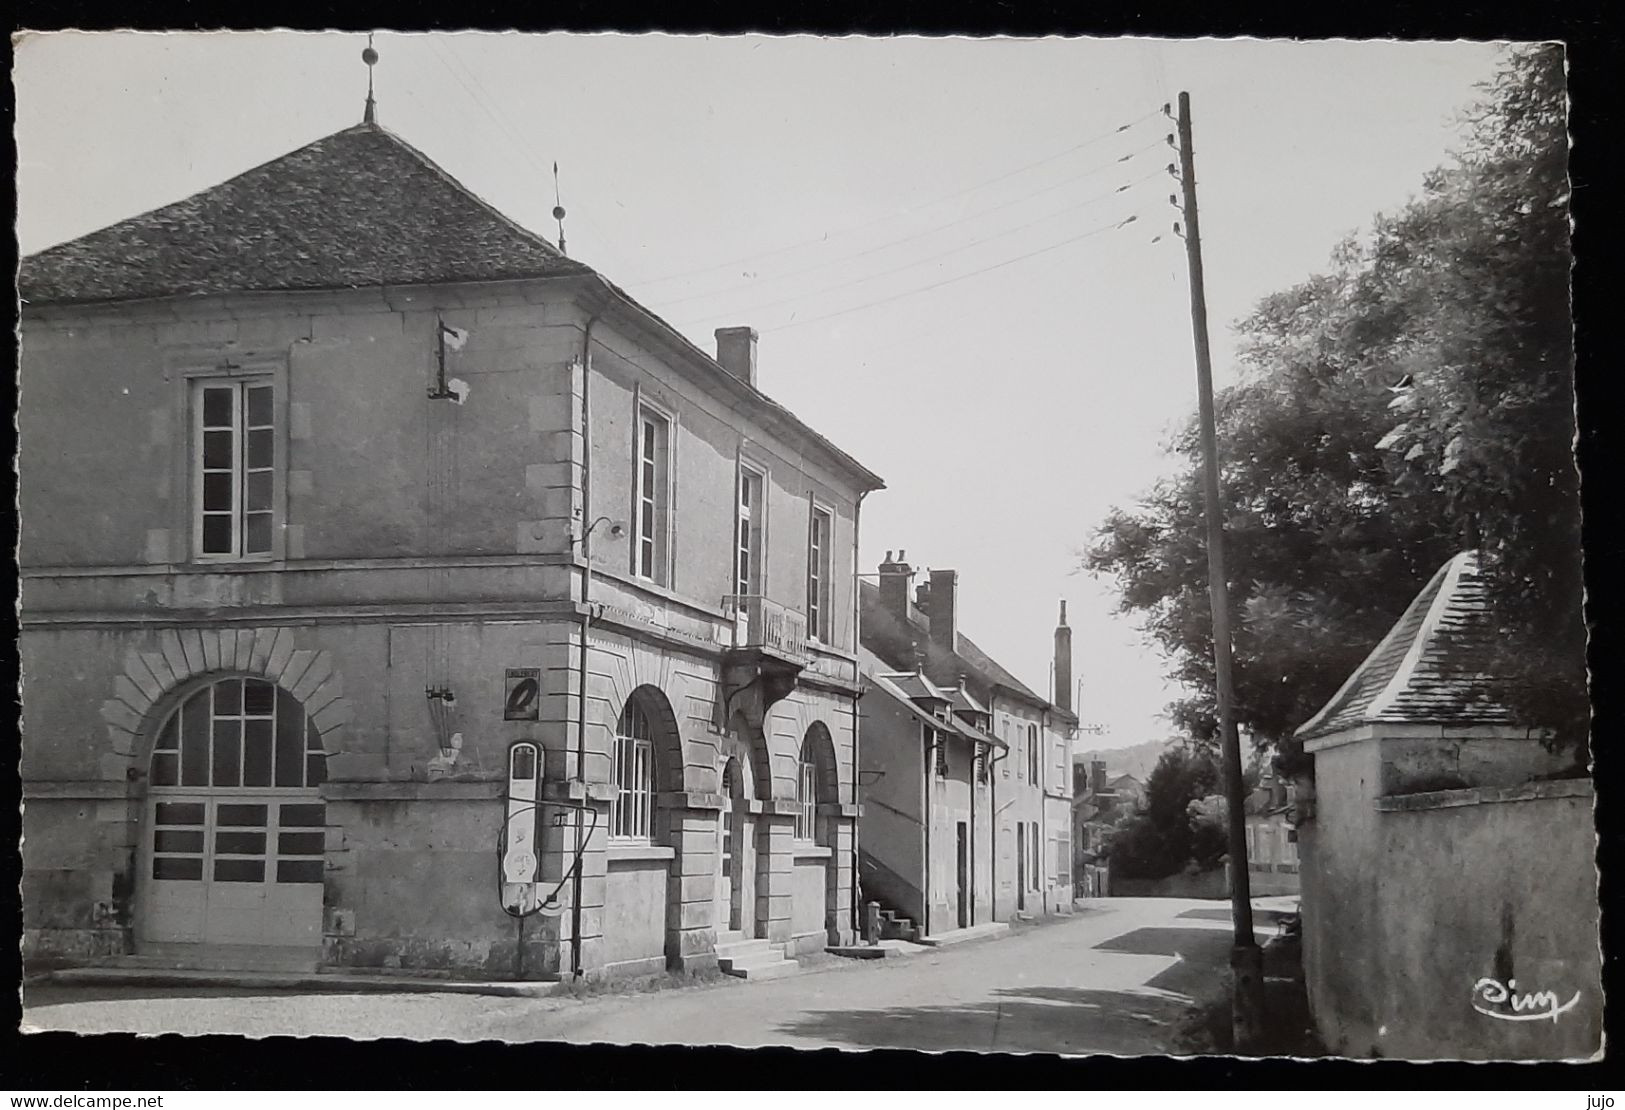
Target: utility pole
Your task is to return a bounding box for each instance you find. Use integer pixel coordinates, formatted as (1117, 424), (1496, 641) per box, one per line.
(1172, 89), (1265, 1049)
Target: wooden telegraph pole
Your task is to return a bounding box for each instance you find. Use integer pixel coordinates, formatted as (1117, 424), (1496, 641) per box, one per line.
(1172, 89), (1265, 1049)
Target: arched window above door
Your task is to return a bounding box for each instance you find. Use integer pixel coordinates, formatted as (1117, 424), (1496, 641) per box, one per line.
(149, 677), (326, 790)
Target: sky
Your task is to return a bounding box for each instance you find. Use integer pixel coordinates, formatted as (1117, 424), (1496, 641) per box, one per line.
(14, 32), (1512, 749)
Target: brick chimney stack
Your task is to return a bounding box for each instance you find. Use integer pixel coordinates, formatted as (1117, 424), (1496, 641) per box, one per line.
(1091, 759), (1108, 796)
(925, 569), (958, 656)
(1054, 599), (1073, 713)
(878, 550), (913, 626)
(715, 326), (758, 388)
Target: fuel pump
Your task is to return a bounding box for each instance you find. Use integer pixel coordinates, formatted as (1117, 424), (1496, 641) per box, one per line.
(498, 740), (598, 921)
(501, 742), (542, 915)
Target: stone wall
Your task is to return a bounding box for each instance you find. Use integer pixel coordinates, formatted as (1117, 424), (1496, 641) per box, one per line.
(1110, 867), (1228, 900)
(1299, 725), (1599, 1061)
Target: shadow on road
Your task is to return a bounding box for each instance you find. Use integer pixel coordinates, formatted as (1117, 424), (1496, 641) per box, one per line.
(1177, 906), (1292, 927)
(773, 984), (1206, 1056)
(1092, 926), (1233, 959)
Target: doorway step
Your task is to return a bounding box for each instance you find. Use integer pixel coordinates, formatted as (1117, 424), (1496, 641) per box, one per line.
(918, 921), (1011, 947)
(714, 937), (801, 980)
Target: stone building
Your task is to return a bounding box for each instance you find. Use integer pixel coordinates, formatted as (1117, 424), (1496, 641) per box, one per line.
(856, 665), (1003, 937)
(1291, 550), (1599, 1059)
(858, 553), (1076, 923)
(1071, 759), (1139, 898)
(18, 118), (883, 980)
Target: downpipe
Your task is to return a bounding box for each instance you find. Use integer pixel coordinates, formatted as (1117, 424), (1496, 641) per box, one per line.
(571, 313), (600, 979)
(849, 488), (869, 942)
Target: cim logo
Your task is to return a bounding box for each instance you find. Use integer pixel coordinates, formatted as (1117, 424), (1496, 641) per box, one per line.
(1471, 976), (1582, 1023)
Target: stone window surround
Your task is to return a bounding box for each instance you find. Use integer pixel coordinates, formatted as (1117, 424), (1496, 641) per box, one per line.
(165, 350), (291, 567)
(102, 626), (348, 786)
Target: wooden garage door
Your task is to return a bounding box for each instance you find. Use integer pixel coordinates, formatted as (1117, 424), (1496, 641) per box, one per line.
(140, 677), (327, 949)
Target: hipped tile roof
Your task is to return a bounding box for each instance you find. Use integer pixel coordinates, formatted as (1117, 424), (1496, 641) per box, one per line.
(1296, 550), (1518, 741)
(19, 121), (886, 493)
(867, 672), (1005, 750)
(19, 123), (589, 306)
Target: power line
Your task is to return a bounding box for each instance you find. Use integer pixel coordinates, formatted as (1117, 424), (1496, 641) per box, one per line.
(636, 106), (1163, 288)
(671, 168), (1160, 327)
(650, 138), (1164, 313)
(428, 38), (634, 273)
(751, 211), (1147, 335)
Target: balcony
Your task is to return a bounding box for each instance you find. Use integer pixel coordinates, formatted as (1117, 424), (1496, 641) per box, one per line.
(720, 594), (809, 659)
(717, 595), (809, 731)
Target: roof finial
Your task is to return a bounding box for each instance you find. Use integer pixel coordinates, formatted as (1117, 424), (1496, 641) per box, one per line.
(362, 33), (379, 124)
(552, 162), (568, 256)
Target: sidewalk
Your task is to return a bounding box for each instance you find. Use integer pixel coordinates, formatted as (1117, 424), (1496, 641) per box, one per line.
(36, 965), (563, 998)
(35, 914), (1030, 999)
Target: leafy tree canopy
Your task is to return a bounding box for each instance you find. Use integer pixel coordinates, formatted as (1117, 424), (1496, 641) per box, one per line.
(1105, 746), (1220, 879)
(1087, 45), (1582, 759)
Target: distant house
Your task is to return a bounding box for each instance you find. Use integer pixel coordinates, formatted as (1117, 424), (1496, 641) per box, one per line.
(1071, 759), (1140, 897)
(856, 663), (1004, 936)
(1292, 551), (1599, 1060)
(1241, 774), (1298, 897)
(1107, 773), (1146, 812)
(859, 552), (1076, 925)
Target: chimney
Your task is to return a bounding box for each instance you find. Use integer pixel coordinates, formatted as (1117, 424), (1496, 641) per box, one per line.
(1091, 759), (1108, 796)
(914, 581), (932, 610)
(715, 326), (758, 388)
(878, 550), (914, 626)
(1054, 600), (1073, 713)
(925, 569), (958, 657)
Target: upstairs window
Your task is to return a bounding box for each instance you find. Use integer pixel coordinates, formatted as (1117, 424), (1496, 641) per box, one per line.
(934, 734), (949, 778)
(1028, 724), (1040, 783)
(736, 466), (765, 597)
(632, 409), (671, 584)
(807, 506), (833, 642)
(194, 379), (275, 559)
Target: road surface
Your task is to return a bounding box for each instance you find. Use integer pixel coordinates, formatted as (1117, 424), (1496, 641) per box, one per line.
(24, 897), (1255, 1055)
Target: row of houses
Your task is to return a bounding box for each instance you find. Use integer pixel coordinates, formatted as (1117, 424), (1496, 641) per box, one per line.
(17, 114), (1076, 981)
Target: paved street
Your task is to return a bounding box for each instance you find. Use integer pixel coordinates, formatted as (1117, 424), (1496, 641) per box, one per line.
(23, 898), (1262, 1054)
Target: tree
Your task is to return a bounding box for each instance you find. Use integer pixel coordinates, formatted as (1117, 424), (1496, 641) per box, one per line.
(1087, 45), (1582, 760)
(1186, 794), (1230, 871)
(1105, 746), (1220, 879)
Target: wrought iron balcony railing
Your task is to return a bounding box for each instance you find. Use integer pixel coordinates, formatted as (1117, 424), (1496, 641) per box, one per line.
(720, 594), (809, 659)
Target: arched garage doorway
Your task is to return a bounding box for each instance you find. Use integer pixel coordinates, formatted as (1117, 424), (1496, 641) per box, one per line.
(138, 675), (327, 951)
